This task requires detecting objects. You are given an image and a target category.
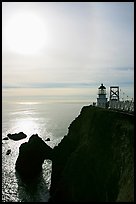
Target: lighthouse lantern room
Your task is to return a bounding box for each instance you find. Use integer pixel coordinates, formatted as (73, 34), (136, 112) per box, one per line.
(97, 83), (107, 108)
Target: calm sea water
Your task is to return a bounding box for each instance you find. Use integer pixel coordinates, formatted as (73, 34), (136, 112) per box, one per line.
(2, 87), (95, 202)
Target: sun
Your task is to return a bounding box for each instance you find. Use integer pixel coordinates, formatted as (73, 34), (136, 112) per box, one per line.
(5, 11), (47, 55)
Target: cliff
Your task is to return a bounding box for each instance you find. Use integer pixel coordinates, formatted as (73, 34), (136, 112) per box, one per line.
(50, 105), (134, 202)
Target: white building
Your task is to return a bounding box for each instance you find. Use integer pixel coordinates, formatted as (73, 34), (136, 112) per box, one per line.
(97, 83), (107, 108)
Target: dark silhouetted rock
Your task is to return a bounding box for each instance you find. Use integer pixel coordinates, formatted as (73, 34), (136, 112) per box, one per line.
(3, 137), (9, 140)
(49, 106), (134, 202)
(7, 132), (27, 141)
(45, 138), (50, 141)
(15, 134), (53, 179)
(6, 149), (11, 155)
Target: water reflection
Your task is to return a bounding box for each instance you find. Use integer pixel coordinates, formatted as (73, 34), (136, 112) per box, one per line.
(9, 103), (51, 139)
(15, 170), (50, 202)
(2, 101), (52, 202)
(3, 99), (69, 201)
(12, 117), (40, 136)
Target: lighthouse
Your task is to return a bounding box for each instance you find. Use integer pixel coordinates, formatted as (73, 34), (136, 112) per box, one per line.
(97, 83), (107, 108)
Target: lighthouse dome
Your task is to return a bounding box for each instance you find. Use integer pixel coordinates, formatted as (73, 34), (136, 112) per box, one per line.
(98, 83), (106, 89)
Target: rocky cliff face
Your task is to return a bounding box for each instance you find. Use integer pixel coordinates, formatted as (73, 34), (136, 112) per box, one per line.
(50, 105), (134, 202)
(15, 134), (52, 179)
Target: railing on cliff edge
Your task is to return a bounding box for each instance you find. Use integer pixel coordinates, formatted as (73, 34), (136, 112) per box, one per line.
(93, 100), (134, 115)
(109, 100), (134, 113)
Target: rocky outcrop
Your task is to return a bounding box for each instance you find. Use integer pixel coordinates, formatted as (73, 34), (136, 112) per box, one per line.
(15, 134), (53, 179)
(3, 137), (9, 140)
(14, 105), (134, 201)
(49, 105), (134, 202)
(6, 149), (11, 155)
(7, 132), (27, 141)
(45, 138), (50, 141)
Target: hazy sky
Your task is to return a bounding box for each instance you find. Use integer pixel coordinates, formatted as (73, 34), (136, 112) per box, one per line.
(2, 2), (134, 97)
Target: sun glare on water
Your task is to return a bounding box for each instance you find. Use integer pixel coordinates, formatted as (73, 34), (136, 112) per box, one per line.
(13, 118), (40, 136)
(5, 11), (47, 55)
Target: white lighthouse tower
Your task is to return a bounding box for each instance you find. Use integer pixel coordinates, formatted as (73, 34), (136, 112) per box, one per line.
(97, 83), (107, 108)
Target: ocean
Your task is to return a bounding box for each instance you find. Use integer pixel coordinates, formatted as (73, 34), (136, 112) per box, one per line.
(2, 87), (95, 202)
